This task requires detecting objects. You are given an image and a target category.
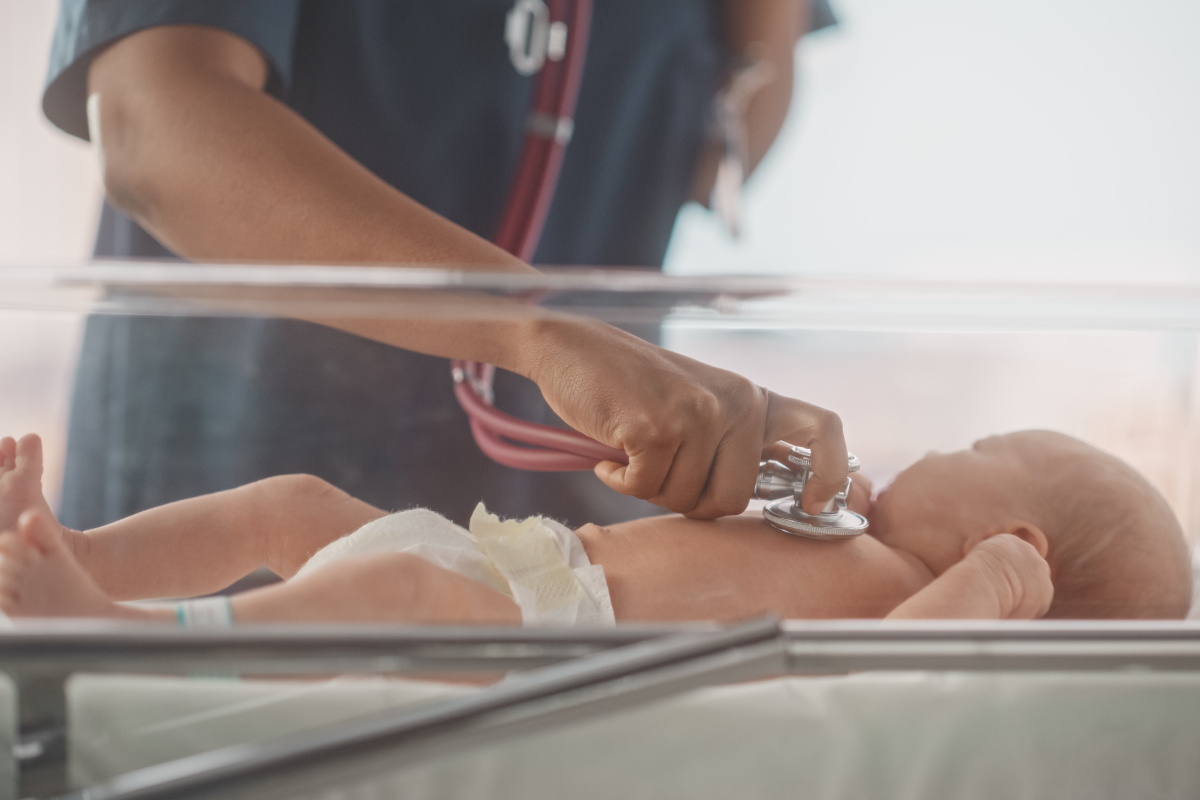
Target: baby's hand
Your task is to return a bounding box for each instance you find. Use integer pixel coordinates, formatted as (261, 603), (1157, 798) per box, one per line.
(965, 534), (1054, 619)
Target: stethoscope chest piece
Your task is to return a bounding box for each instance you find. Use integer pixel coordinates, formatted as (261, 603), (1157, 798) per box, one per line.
(762, 499), (868, 541)
(755, 446), (868, 541)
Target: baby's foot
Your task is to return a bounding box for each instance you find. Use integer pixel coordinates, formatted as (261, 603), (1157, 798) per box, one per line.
(0, 509), (124, 619)
(0, 435), (86, 565)
(0, 435), (55, 529)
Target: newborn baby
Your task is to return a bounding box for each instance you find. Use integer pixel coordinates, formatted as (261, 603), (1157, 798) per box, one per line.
(0, 431), (1190, 625)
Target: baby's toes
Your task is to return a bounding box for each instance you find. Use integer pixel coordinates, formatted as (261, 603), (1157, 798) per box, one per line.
(13, 435), (43, 473)
(0, 438), (15, 471)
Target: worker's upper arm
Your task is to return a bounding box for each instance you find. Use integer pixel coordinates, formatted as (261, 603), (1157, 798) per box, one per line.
(42, 2), (301, 142)
(87, 26), (270, 99)
(82, 27), (273, 215)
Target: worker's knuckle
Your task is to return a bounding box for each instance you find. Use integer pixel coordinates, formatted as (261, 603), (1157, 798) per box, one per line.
(280, 473), (337, 499)
(660, 494), (698, 514)
(625, 473), (664, 500)
(710, 494), (749, 518)
(637, 422), (680, 450)
(690, 480), (750, 519)
(686, 389), (722, 420)
(643, 424), (681, 450)
(814, 409), (844, 437)
(630, 485), (660, 501)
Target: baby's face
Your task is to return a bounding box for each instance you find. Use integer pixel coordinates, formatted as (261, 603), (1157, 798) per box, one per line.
(867, 434), (1034, 574)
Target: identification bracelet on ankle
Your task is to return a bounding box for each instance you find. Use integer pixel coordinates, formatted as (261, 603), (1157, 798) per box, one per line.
(175, 596), (234, 627)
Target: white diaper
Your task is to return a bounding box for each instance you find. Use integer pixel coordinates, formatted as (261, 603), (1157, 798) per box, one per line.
(294, 504), (615, 627)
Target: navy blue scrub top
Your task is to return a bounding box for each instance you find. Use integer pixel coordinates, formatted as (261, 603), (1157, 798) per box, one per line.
(44, 0), (836, 530)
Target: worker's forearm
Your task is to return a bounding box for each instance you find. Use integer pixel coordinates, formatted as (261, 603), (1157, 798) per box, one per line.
(692, 1), (804, 201)
(734, 0), (801, 176)
(87, 26), (558, 372)
(726, 0), (803, 176)
(88, 37), (529, 272)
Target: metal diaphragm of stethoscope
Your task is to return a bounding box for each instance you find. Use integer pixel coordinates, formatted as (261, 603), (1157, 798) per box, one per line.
(754, 446), (868, 540)
(452, 0), (868, 541)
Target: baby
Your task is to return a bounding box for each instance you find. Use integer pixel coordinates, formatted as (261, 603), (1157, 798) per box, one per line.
(0, 431), (1191, 625)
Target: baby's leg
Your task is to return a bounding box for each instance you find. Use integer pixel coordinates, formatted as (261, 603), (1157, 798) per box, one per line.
(0, 508), (519, 626)
(0, 509), (171, 622)
(885, 534), (1054, 620)
(230, 554), (521, 625)
(0, 432), (250, 600)
(75, 473), (385, 601)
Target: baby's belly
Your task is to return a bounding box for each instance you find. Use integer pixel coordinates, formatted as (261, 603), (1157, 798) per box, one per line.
(575, 514), (927, 623)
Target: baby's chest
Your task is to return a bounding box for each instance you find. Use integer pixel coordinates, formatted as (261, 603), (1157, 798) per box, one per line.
(602, 541), (914, 622)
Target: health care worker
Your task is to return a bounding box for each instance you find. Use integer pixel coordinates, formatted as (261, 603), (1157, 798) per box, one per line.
(43, 0), (841, 531)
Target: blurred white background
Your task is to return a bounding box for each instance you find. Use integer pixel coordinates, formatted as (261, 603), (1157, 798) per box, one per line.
(0, 2), (100, 263)
(2, 0), (1200, 532)
(667, 0), (1200, 282)
(663, 0), (1200, 538)
(0, 1), (93, 506)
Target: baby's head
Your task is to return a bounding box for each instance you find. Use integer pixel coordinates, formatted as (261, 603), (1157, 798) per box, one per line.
(868, 431), (1192, 619)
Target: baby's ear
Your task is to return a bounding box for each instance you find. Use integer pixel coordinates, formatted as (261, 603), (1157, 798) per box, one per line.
(963, 521), (1049, 560)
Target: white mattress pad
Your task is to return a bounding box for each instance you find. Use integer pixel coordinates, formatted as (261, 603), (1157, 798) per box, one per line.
(66, 669), (1200, 800)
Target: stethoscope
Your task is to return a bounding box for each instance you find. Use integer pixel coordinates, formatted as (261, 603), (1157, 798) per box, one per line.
(450, 0), (867, 540)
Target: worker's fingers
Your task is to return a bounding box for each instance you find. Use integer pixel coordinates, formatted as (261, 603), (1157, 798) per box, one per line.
(0, 438), (15, 470)
(760, 440), (804, 466)
(687, 431), (760, 520)
(846, 474), (873, 516)
(763, 440), (871, 515)
(594, 436), (678, 501)
(530, 321), (852, 518)
(761, 392), (848, 515)
(648, 435), (723, 515)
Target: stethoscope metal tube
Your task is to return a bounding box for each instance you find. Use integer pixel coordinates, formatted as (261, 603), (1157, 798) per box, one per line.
(451, 1), (868, 540)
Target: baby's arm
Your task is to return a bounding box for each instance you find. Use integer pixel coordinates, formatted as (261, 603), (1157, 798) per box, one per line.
(79, 475), (386, 601)
(885, 534), (1053, 620)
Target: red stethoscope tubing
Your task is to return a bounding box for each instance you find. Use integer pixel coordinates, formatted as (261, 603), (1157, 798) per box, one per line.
(493, 0), (593, 261)
(453, 360), (626, 471)
(453, 0), (627, 473)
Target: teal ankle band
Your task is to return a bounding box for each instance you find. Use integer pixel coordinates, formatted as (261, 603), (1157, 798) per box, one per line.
(176, 596), (234, 628)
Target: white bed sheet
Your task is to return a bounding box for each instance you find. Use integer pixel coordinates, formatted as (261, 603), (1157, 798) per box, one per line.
(1188, 546), (1200, 620)
(0, 676), (14, 800)
(68, 669), (1200, 800)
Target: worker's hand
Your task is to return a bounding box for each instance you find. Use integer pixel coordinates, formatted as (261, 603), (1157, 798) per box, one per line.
(522, 319), (848, 519)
